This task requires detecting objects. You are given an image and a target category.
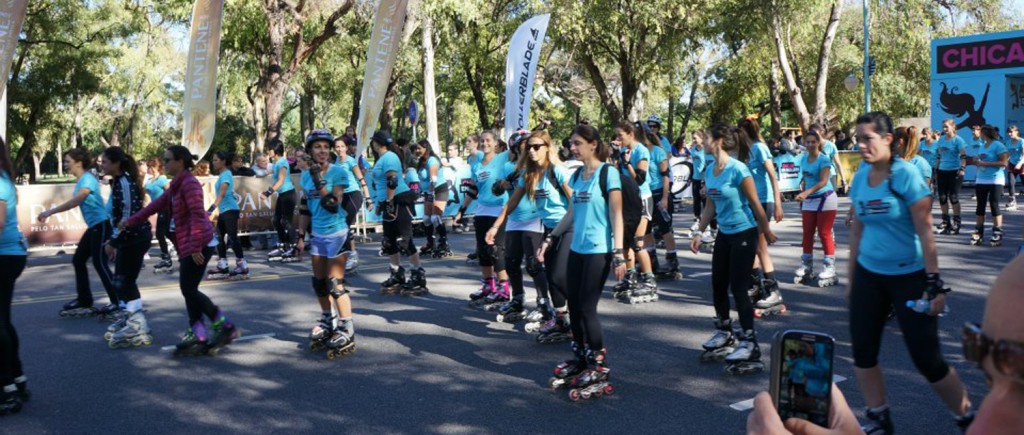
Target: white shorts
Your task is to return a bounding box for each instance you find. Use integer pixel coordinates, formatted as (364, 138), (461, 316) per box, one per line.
(801, 191), (838, 212)
(310, 229), (349, 259)
(640, 197), (653, 221)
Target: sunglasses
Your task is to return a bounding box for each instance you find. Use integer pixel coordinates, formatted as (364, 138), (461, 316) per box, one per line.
(161, 157), (172, 164)
(526, 143), (547, 151)
(963, 322), (1024, 382)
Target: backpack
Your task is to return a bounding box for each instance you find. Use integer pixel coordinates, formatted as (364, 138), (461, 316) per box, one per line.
(571, 164), (643, 232)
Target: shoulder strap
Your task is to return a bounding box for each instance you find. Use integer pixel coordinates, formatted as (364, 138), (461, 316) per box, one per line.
(599, 163), (610, 202)
(548, 166), (566, 200)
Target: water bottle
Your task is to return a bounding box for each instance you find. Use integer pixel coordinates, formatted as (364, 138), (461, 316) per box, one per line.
(906, 299), (931, 314)
(659, 207), (671, 223)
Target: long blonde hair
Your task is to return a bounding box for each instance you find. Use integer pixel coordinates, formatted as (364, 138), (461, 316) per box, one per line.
(896, 126), (921, 160)
(518, 131), (563, 200)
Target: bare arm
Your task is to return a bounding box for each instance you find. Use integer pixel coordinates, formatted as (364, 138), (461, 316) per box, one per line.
(659, 159), (671, 207)
(271, 165), (288, 191)
(910, 196), (938, 274)
(39, 188), (91, 222)
(491, 187), (525, 230)
(352, 165), (370, 198)
(831, 152), (847, 187)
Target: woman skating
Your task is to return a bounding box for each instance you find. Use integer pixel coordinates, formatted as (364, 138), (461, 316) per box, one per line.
(847, 112), (973, 433)
(0, 137), (29, 415)
(298, 130), (357, 359)
(122, 146), (239, 356)
(334, 136), (371, 273)
(207, 152), (247, 280)
(690, 123), (777, 374)
(411, 139), (453, 258)
(793, 130), (838, 288)
(38, 148), (117, 319)
(969, 125), (1009, 247)
(263, 139), (299, 262)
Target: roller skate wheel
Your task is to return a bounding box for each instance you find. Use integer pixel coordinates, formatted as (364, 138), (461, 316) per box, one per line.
(569, 389), (582, 401)
(603, 384), (614, 395)
(580, 390), (592, 400)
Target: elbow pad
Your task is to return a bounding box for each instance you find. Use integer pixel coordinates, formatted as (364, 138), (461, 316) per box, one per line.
(386, 174), (399, 189)
(635, 169), (647, 184)
(660, 169), (670, 178)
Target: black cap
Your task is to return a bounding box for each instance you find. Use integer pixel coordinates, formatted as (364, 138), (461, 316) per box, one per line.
(371, 130), (393, 146)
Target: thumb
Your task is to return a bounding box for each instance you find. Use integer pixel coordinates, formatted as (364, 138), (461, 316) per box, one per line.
(783, 418), (828, 435)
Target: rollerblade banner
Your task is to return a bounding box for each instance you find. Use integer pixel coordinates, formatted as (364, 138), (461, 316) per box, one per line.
(504, 14), (550, 137)
(355, 0), (410, 158)
(181, 0), (225, 161)
(0, 0), (27, 97)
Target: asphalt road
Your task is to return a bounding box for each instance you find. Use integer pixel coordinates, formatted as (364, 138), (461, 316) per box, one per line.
(2, 197), (1010, 434)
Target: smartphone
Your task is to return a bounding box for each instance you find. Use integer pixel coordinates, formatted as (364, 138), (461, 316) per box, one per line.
(770, 330), (836, 427)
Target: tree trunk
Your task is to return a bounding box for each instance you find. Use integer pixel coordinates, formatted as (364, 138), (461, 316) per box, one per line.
(263, 70), (288, 144)
(57, 135), (65, 177)
(769, 58), (783, 137)
(812, 0), (844, 126)
(421, 14), (440, 153)
(462, 59), (490, 129)
(667, 98), (676, 140)
(32, 152), (41, 181)
(300, 86), (315, 136)
(680, 75), (700, 138)
(580, 55), (622, 125)
(349, 84), (360, 130)
(772, 12), (811, 132)
(379, 73), (400, 132)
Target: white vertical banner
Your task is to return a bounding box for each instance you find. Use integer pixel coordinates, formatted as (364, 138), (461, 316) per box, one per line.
(355, 0), (410, 158)
(181, 0), (225, 160)
(0, 0), (29, 141)
(503, 14), (550, 138)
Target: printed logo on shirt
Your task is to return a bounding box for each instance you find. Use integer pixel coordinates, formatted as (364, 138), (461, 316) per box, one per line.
(707, 188), (722, 200)
(858, 198), (892, 216)
(477, 171), (491, 182)
(574, 191), (592, 204)
(534, 188), (550, 199)
(306, 186), (322, 200)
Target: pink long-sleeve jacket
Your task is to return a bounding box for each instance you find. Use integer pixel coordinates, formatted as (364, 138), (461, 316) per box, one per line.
(126, 170), (213, 258)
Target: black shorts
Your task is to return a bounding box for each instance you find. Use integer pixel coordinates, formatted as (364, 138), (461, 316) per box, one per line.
(342, 191), (364, 227)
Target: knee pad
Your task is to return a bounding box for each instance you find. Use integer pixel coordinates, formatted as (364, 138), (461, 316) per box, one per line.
(381, 237), (400, 255)
(525, 256), (544, 277)
(950, 196), (959, 205)
(630, 237), (644, 252)
(430, 214), (442, 228)
(312, 277), (330, 297)
(938, 195), (948, 206)
(328, 278), (349, 299)
(399, 238), (417, 256)
(488, 243), (504, 262)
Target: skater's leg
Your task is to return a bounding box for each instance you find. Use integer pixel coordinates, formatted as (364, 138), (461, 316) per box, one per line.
(178, 246), (218, 323)
(976, 184), (990, 230)
(522, 231), (550, 301)
(91, 222), (117, 304)
(72, 229), (95, 306)
(801, 210), (817, 255)
(221, 211), (244, 260)
(545, 231), (571, 309)
(819, 210), (837, 257)
(692, 180), (704, 220)
(951, 171), (963, 217)
(0, 256), (27, 386)
(753, 202), (776, 281)
(936, 170), (952, 216)
(329, 258), (353, 325)
(114, 238), (149, 310)
(567, 252), (611, 351)
(216, 216), (229, 260)
(848, 263), (892, 408)
(156, 211), (170, 255)
(710, 231), (734, 322)
(505, 230), (527, 302)
(987, 183), (1001, 220)
(276, 190), (298, 246)
(728, 229), (760, 331)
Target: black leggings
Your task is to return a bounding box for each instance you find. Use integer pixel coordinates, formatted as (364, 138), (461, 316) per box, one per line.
(711, 228), (758, 331)
(505, 229), (549, 301)
(848, 263), (950, 383)
(474, 215), (506, 270)
(216, 210), (244, 259)
(72, 222), (116, 306)
(114, 236), (151, 303)
(566, 251), (611, 351)
(692, 179), (704, 219)
(0, 255), (26, 386)
(179, 246), (219, 325)
(544, 229), (572, 309)
(936, 170), (962, 206)
(974, 184), (1002, 217)
(343, 191), (363, 227)
(274, 190), (298, 245)
(381, 199), (417, 255)
(155, 210), (171, 255)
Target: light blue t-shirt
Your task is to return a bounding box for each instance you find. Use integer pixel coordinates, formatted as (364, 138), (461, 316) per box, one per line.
(520, 165), (570, 229)
(335, 156), (361, 193)
(705, 158), (757, 235)
(822, 141), (839, 171)
(691, 147), (706, 181)
(569, 164), (622, 254)
(623, 144), (652, 199)
(144, 175), (168, 201)
(909, 155), (932, 181)
(659, 135), (673, 157)
(747, 141), (775, 203)
(851, 159), (931, 275)
(918, 140), (938, 169)
(300, 164), (350, 237)
(798, 153), (833, 196)
(370, 151), (411, 203)
(935, 135), (966, 171)
(470, 151), (515, 208)
(215, 171), (239, 213)
(0, 173), (26, 256)
(1006, 138), (1023, 164)
(648, 145), (669, 192)
(272, 158), (294, 193)
(508, 170), (539, 223)
(404, 167), (422, 193)
(975, 141), (1008, 183)
(75, 172), (108, 228)
(417, 156), (447, 189)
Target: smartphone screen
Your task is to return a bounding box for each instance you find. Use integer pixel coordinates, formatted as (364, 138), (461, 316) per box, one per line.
(774, 331), (835, 427)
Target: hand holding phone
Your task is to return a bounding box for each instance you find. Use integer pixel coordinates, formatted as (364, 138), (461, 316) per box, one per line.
(770, 330), (836, 427)
(747, 386), (863, 435)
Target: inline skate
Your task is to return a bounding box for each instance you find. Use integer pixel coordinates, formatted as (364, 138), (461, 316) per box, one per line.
(228, 259), (249, 281)
(861, 406), (894, 435)
(174, 321), (211, 357)
(207, 258), (231, 280)
(269, 245), (299, 263)
(380, 265), (406, 295)
(495, 298), (528, 324)
(266, 244), (287, 261)
(816, 258), (838, 287)
(548, 342), (588, 390)
(481, 281), (511, 311)
(59, 299), (97, 318)
(655, 253), (683, 281)
(522, 298), (551, 331)
(206, 310), (239, 355)
(748, 271), (764, 304)
(535, 312), (572, 344)
(467, 277), (495, 308)
(700, 318), (736, 362)
(465, 251), (479, 265)
(755, 280), (787, 318)
(96, 303), (124, 322)
(432, 236), (453, 258)
(326, 323), (356, 360)
(952, 215), (962, 234)
(308, 313), (335, 352)
(0, 385), (22, 416)
(970, 227), (984, 246)
(400, 267), (429, 297)
(345, 250), (359, 275)
(565, 348), (613, 402)
(991, 226), (1004, 247)
(724, 329), (765, 375)
(107, 310), (153, 349)
(698, 229), (716, 253)
(153, 254), (174, 274)
(793, 255), (816, 286)
(626, 274), (659, 304)
(935, 215), (952, 235)
(612, 269), (637, 299)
